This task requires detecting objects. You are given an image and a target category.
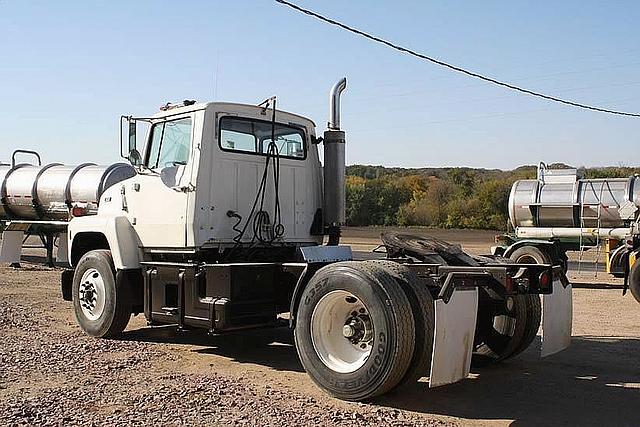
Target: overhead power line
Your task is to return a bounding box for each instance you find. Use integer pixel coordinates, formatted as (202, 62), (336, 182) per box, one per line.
(275, 0), (640, 118)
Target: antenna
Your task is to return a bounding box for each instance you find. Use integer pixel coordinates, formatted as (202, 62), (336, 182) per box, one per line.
(213, 51), (220, 100)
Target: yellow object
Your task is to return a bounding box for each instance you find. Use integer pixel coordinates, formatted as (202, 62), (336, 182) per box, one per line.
(605, 239), (619, 274)
(630, 250), (637, 271)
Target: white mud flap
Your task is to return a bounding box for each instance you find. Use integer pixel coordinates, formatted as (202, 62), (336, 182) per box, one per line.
(541, 278), (572, 357)
(0, 230), (24, 264)
(429, 288), (479, 388)
(56, 232), (69, 264)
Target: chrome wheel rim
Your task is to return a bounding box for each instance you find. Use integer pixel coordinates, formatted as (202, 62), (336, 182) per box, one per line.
(310, 290), (374, 373)
(78, 268), (106, 321)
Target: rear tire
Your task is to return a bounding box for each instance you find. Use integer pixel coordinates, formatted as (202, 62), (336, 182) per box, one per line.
(508, 294), (541, 358)
(72, 249), (131, 338)
(294, 261), (415, 401)
(474, 292), (530, 362)
(365, 260), (434, 386)
(487, 245), (545, 360)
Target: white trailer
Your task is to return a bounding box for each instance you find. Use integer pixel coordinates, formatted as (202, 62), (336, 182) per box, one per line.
(1, 80), (572, 401)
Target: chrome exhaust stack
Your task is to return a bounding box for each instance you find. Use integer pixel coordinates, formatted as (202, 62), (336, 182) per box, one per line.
(324, 77), (347, 245)
(328, 77), (347, 130)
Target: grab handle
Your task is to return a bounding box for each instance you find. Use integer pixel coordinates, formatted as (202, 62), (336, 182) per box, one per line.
(12, 150), (42, 168)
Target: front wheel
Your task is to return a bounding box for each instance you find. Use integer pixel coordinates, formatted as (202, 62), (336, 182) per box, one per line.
(72, 249), (131, 338)
(294, 261), (415, 401)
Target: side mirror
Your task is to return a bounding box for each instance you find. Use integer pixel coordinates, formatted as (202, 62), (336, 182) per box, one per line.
(120, 116), (138, 163)
(128, 148), (142, 166)
(128, 120), (137, 154)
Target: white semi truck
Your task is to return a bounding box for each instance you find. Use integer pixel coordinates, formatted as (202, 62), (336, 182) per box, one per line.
(0, 79), (572, 401)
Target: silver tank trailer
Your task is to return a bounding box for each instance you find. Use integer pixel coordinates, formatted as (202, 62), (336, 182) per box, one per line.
(0, 160), (136, 221)
(509, 167), (640, 229)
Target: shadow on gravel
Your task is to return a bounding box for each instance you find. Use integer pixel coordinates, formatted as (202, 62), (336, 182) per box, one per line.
(121, 326), (639, 426)
(376, 335), (640, 427)
(122, 325), (304, 372)
(5, 255), (61, 269)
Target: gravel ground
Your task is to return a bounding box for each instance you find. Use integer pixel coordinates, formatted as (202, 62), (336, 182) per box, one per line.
(0, 264), (450, 427)
(1, 228), (639, 426)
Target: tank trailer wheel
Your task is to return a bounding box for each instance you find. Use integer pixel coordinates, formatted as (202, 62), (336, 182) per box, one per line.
(510, 243), (569, 273)
(363, 260), (435, 386)
(629, 259), (640, 304)
(72, 250), (131, 338)
(509, 245), (551, 265)
(294, 261), (415, 401)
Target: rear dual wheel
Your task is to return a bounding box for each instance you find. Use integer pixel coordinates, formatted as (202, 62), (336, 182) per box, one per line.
(474, 293), (541, 361)
(472, 245), (546, 362)
(363, 260), (435, 386)
(295, 261), (427, 401)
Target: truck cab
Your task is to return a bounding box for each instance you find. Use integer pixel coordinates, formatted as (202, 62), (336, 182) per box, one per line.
(69, 101), (324, 269)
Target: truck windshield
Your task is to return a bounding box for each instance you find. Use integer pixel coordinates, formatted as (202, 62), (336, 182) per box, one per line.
(219, 116), (306, 159)
(146, 117), (192, 169)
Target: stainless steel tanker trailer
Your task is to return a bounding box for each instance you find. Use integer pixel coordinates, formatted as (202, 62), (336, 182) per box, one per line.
(0, 80), (573, 401)
(0, 151), (135, 266)
(494, 163), (640, 303)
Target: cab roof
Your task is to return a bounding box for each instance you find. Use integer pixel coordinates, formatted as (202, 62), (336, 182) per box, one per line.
(150, 101), (317, 129)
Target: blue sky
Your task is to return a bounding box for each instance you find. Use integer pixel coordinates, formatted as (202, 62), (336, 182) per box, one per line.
(1, 1), (638, 169)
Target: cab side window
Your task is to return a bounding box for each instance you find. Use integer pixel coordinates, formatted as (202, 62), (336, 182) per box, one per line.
(146, 118), (192, 169)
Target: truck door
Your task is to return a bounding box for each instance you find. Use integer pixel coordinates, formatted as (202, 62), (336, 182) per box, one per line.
(124, 114), (195, 248)
(200, 112), (316, 245)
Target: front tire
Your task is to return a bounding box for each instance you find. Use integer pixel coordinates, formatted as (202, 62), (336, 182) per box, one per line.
(294, 261), (415, 401)
(72, 249), (131, 338)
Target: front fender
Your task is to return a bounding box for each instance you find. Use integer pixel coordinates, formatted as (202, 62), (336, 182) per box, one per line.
(69, 215), (141, 269)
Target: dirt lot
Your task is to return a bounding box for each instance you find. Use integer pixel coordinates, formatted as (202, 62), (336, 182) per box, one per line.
(1, 228), (639, 426)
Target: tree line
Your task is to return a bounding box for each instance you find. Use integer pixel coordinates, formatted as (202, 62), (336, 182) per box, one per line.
(346, 164), (640, 230)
